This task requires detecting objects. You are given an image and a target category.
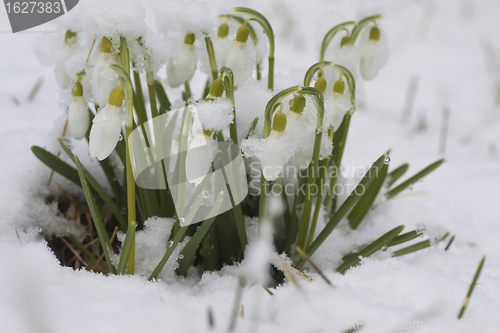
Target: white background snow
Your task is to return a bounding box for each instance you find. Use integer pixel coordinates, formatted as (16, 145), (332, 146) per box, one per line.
(0, 0), (499, 332)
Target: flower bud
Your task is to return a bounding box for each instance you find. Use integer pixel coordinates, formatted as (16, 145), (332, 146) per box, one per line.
(65, 30), (77, 45)
(236, 25), (249, 43)
(314, 77), (327, 93)
(369, 26), (380, 41)
(333, 79), (345, 94)
(89, 98), (123, 161)
(289, 95), (306, 114)
(184, 32), (195, 45)
(68, 82), (89, 140)
(91, 36), (121, 106)
(207, 79), (225, 98)
(218, 22), (229, 38)
(108, 86), (124, 107)
(272, 112), (287, 132)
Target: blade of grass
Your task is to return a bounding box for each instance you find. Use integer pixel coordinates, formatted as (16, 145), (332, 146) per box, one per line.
(57, 138), (127, 231)
(176, 191), (225, 276)
(149, 191), (206, 280)
(387, 229), (424, 247)
(27, 77), (44, 102)
(245, 117), (259, 139)
(387, 163), (409, 188)
(154, 80), (171, 114)
(294, 153), (387, 269)
(392, 232), (449, 257)
(347, 160), (389, 229)
(74, 155), (116, 274)
(458, 256), (486, 319)
(117, 221), (137, 274)
(336, 225), (405, 273)
(32, 146), (81, 185)
(386, 159), (445, 199)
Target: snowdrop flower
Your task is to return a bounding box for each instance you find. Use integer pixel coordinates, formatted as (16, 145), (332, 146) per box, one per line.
(67, 81), (89, 140)
(331, 78), (351, 113)
(214, 22), (231, 66)
(262, 110), (288, 181)
(55, 30), (77, 89)
(225, 25), (249, 86)
(167, 33), (197, 88)
(205, 78), (224, 99)
(359, 26), (387, 81)
(91, 36), (121, 107)
(185, 127), (215, 187)
(89, 86), (124, 161)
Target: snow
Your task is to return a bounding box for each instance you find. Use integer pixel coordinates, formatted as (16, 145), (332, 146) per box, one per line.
(1, 0), (500, 332)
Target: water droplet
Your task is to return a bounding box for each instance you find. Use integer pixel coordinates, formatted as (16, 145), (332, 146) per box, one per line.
(381, 245), (388, 251)
(120, 208), (127, 214)
(118, 134), (123, 141)
(62, 139), (71, 147)
(178, 254), (184, 260)
(168, 241), (174, 247)
(179, 217), (185, 225)
(203, 191), (209, 198)
(384, 156), (390, 164)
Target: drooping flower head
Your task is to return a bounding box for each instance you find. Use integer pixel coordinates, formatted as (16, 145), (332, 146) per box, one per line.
(89, 86), (124, 161)
(167, 32), (198, 88)
(68, 81), (89, 140)
(262, 108), (288, 181)
(91, 36), (121, 106)
(214, 22), (232, 67)
(225, 24), (250, 86)
(359, 25), (388, 81)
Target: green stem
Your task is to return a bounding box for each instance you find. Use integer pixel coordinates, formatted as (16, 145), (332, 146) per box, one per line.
(458, 256), (486, 319)
(306, 127), (334, 247)
(219, 67), (238, 144)
(319, 21), (356, 62)
(205, 36), (218, 81)
(233, 7), (275, 91)
(348, 15), (382, 45)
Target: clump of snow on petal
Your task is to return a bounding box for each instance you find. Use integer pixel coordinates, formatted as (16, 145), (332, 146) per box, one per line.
(195, 98), (234, 131)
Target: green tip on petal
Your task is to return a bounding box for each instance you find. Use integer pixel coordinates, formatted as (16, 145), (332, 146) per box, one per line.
(65, 30), (77, 44)
(218, 22), (229, 38)
(236, 25), (249, 43)
(272, 112), (287, 132)
(314, 77), (327, 93)
(333, 79), (345, 94)
(108, 86), (124, 107)
(71, 81), (83, 96)
(184, 33), (195, 45)
(209, 79), (225, 98)
(289, 95), (306, 114)
(369, 26), (380, 41)
(100, 36), (112, 53)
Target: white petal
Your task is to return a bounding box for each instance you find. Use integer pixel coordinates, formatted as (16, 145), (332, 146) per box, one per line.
(295, 151), (312, 170)
(332, 92), (352, 113)
(359, 37), (386, 81)
(225, 42), (248, 86)
(68, 96), (89, 140)
(55, 62), (71, 89)
(186, 132), (212, 186)
(89, 105), (122, 161)
(91, 53), (120, 106)
(167, 44), (197, 88)
(261, 131), (286, 181)
(214, 37), (231, 66)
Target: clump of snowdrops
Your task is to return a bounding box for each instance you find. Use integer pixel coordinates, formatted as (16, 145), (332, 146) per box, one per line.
(32, 5), (448, 283)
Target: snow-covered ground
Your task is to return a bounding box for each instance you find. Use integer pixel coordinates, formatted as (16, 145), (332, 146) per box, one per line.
(1, 0), (499, 332)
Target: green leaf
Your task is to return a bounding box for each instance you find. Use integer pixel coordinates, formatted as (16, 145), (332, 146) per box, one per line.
(392, 232), (449, 257)
(336, 225), (405, 273)
(176, 191), (225, 276)
(154, 80), (171, 114)
(387, 163), (409, 188)
(117, 222), (136, 274)
(458, 256), (486, 319)
(294, 153), (387, 269)
(386, 159), (445, 199)
(347, 162), (389, 229)
(245, 117), (259, 139)
(74, 155), (116, 274)
(57, 138), (127, 231)
(31, 146), (81, 186)
(387, 229), (423, 247)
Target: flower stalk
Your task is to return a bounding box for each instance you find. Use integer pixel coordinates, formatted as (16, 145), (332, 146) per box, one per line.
(233, 7), (275, 91)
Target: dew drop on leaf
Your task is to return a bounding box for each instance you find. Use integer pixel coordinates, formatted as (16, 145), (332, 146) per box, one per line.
(179, 217), (185, 225)
(384, 156), (390, 164)
(381, 245), (388, 251)
(168, 241), (174, 247)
